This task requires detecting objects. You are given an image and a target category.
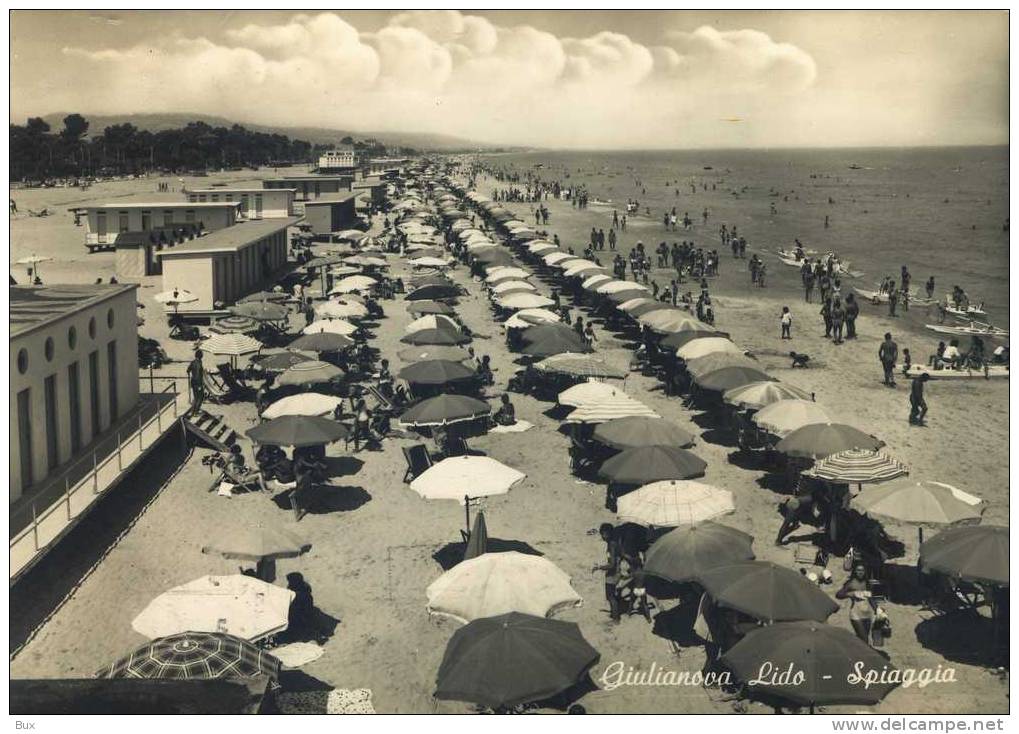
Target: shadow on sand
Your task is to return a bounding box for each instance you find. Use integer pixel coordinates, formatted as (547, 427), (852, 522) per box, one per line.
(432, 538), (544, 571)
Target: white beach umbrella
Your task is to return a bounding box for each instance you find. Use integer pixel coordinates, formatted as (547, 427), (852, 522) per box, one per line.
(315, 300), (368, 319)
(262, 393), (344, 419)
(563, 261), (605, 278)
(410, 256), (452, 268)
(543, 252), (576, 265)
(426, 552), (582, 624)
(676, 338), (744, 361)
(503, 308), (562, 330)
(557, 381), (628, 408)
(410, 456), (525, 504)
(492, 280), (537, 294)
(303, 319), (358, 336)
(330, 275), (377, 294)
(485, 268), (531, 283)
(617, 481), (736, 527)
(582, 274), (614, 291)
(202, 333), (262, 357)
(598, 280), (649, 295)
(563, 397), (660, 424)
(496, 292), (556, 311)
(154, 288), (199, 305)
(406, 314), (461, 334)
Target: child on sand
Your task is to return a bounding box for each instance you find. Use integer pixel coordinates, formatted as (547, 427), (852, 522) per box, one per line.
(781, 307), (792, 339)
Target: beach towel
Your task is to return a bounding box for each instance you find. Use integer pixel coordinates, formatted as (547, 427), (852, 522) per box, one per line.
(489, 420), (534, 434)
(327, 688), (376, 714)
(216, 482), (235, 497)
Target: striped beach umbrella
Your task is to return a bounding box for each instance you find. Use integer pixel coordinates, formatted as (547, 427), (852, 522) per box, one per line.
(202, 333), (262, 357)
(564, 397), (660, 424)
(97, 631), (281, 681)
(275, 360), (345, 387)
(617, 481), (734, 528)
(208, 315), (259, 335)
(805, 448), (908, 484)
(557, 381), (627, 408)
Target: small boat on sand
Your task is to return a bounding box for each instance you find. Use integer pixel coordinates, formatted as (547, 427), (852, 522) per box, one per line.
(925, 322), (1009, 339)
(943, 295), (987, 319)
(855, 287), (889, 304)
(905, 364), (1009, 381)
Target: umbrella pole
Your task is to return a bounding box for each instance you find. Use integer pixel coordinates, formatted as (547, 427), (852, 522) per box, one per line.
(464, 495), (471, 532)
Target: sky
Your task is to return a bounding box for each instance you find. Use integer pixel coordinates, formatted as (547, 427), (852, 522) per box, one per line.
(9, 10), (1009, 149)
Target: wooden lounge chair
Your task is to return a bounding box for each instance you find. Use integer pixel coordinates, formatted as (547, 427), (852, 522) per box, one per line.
(216, 363), (256, 402)
(209, 459), (264, 494)
(363, 383), (396, 414)
(402, 443), (433, 483)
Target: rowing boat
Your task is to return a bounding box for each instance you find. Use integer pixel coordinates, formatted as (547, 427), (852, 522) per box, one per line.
(905, 364), (1009, 381)
(925, 323), (1009, 339)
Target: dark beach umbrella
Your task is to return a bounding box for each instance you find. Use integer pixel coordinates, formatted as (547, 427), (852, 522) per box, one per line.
(397, 345), (472, 363)
(660, 330), (727, 351)
(696, 561), (839, 623)
(919, 525), (1008, 587)
(201, 525), (311, 562)
(253, 351), (311, 372)
(471, 250), (515, 267)
(398, 394), (492, 427)
(229, 301), (289, 322)
(521, 332), (591, 357)
(289, 332), (355, 352)
(407, 300), (456, 316)
(598, 446), (707, 484)
(434, 612), (600, 710)
(237, 290), (287, 303)
(400, 327), (472, 346)
(775, 422), (884, 460)
(97, 631), (281, 681)
(694, 366), (775, 393)
(305, 254), (345, 269)
(721, 622), (899, 707)
(398, 359), (476, 385)
(247, 415), (349, 447)
(512, 231), (540, 242)
(626, 302), (676, 319)
(411, 275), (455, 289)
(644, 522), (755, 583)
(593, 416), (696, 451)
(686, 353), (760, 378)
(520, 322), (576, 344)
(463, 511), (489, 561)
(406, 284), (461, 301)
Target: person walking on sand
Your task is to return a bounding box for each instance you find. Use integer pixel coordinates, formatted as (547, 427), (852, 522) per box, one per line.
(187, 349), (206, 414)
(592, 523), (623, 624)
(780, 306), (792, 339)
(887, 287), (898, 317)
(820, 297), (833, 339)
(831, 298), (845, 344)
(909, 372), (929, 425)
(879, 332), (899, 386)
(845, 293), (860, 339)
(608, 228), (617, 251)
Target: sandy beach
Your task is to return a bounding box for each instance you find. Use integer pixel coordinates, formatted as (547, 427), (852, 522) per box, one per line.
(9, 166), (1009, 715)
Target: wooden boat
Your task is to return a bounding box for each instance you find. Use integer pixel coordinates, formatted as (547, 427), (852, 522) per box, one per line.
(943, 295), (987, 318)
(905, 364), (1009, 381)
(854, 287), (889, 304)
(925, 322), (1009, 339)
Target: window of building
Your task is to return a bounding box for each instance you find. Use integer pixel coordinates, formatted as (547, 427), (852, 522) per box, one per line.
(163, 211), (174, 227)
(96, 211), (107, 236)
(107, 341), (119, 421)
(68, 326), (77, 349)
(118, 212), (130, 233)
(141, 211), (152, 230)
(185, 209), (196, 223)
(17, 388), (33, 491)
(240, 194), (249, 213)
(89, 350), (101, 435)
(44, 337), (54, 361)
(88, 317), (96, 339)
(68, 362), (82, 453)
(255, 194), (263, 218)
(44, 374), (59, 471)
(211, 194), (219, 202)
(198, 194), (207, 202)
(17, 348), (28, 374)
(107, 308), (115, 329)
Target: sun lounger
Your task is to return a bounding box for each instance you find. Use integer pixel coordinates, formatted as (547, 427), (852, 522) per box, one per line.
(402, 443), (433, 483)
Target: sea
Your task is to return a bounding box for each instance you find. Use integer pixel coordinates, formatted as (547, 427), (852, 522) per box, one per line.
(475, 147), (1010, 330)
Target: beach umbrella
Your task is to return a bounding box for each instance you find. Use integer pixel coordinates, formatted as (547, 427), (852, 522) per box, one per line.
(289, 332), (354, 352)
(316, 300), (368, 320)
(723, 381), (812, 411)
(406, 284), (461, 301)
(154, 288), (198, 306)
(229, 301), (288, 322)
(855, 480), (985, 544)
(334, 229), (368, 242)
(401, 327), (471, 346)
(599, 446), (707, 484)
(411, 456), (525, 503)
(753, 399), (841, 437)
(426, 552), (582, 624)
(660, 330), (726, 351)
(398, 394), (492, 427)
(236, 290), (287, 303)
(247, 414), (348, 447)
(522, 332), (592, 358)
(406, 314), (461, 334)
(201, 524), (311, 562)
(624, 301), (676, 319)
(407, 300), (455, 316)
(520, 322), (577, 343)
(543, 252), (576, 266)
(330, 275), (377, 294)
(410, 256), (452, 268)
(721, 622), (898, 707)
(618, 481), (734, 528)
(564, 397), (661, 424)
(302, 319), (358, 336)
(593, 417), (696, 450)
(208, 315), (259, 335)
(342, 255), (388, 268)
(535, 353), (627, 379)
(563, 261), (604, 278)
(919, 525), (1007, 586)
(275, 360), (344, 388)
(261, 393), (344, 419)
(434, 613), (600, 710)
(450, 221), (473, 233)
(473, 250), (517, 268)
(639, 310), (705, 334)
(697, 561), (839, 623)
(558, 381), (627, 408)
(775, 422), (883, 460)
(497, 293), (556, 310)
(327, 265), (362, 276)
(253, 351), (311, 373)
(305, 254), (346, 269)
(15, 254), (52, 279)
(486, 267), (531, 283)
(644, 522), (754, 582)
(398, 359), (476, 385)
(582, 274), (613, 291)
(492, 280), (537, 294)
(132, 575), (294, 641)
(503, 308), (561, 330)
(804, 448), (908, 484)
(406, 243), (442, 254)
(202, 333), (262, 358)
(411, 275), (454, 289)
(676, 338), (744, 361)
(686, 353), (759, 378)
(598, 280), (649, 295)
(528, 243), (559, 256)
(397, 345), (472, 363)
(97, 631), (281, 681)
(618, 297), (658, 312)
(695, 366), (776, 393)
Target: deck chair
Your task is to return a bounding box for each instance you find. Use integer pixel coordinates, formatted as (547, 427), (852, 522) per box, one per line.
(216, 363), (256, 401)
(443, 435), (470, 458)
(363, 383), (396, 414)
(402, 443), (433, 483)
(210, 461), (264, 493)
(202, 370), (231, 404)
(169, 316), (200, 341)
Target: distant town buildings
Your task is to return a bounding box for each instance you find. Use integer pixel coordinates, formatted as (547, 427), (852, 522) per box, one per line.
(317, 148), (356, 171)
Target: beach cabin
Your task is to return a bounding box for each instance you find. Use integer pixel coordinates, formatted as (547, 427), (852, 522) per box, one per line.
(302, 193), (360, 237)
(158, 217), (300, 313)
(84, 201), (240, 251)
(352, 176), (386, 211)
(262, 175), (353, 202)
(185, 187), (296, 219)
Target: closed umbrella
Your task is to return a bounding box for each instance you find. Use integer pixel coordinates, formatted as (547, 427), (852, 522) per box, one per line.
(723, 381), (812, 410)
(247, 414), (349, 447)
(411, 456), (525, 503)
(754, 399), (840, 437)
(463, 511), (488, 561)
(406, 314), (461, 334)
(398, 394), (492, 427)
(618, 481), (734, 528)
(434, 613), (600, 710)
(401, 327), (471, 346)
(407, 300), (456, 316)
(302, 319), (358, 336)
(594, 417), (695, 450)
(289, 332), (355, 352)
(558, 381), (627, 408)
(230, 301), (288, 322)
(695, 366), (776, 393)
(275, 360), (344, 388)
(721, 622), (898, 707)
(398, 359), (476, 385)
(535, 353), (627, 379)
(599, 446), (707, 484)
(97, 631), (281, 681)
(201, 524), (311, 562)
(805, 448), (908, 484)
(426, 552), (581, 624)
(261, 393), (344, 419)
(397, 345), (472, 363)
(132, 575), (294, 641)
(644, 522), (754, 583)
(676, 338), (744, 361)
(775, 422), (883, 460)
(697, 561), (839, 623)
(919, 525), (1007, 586)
